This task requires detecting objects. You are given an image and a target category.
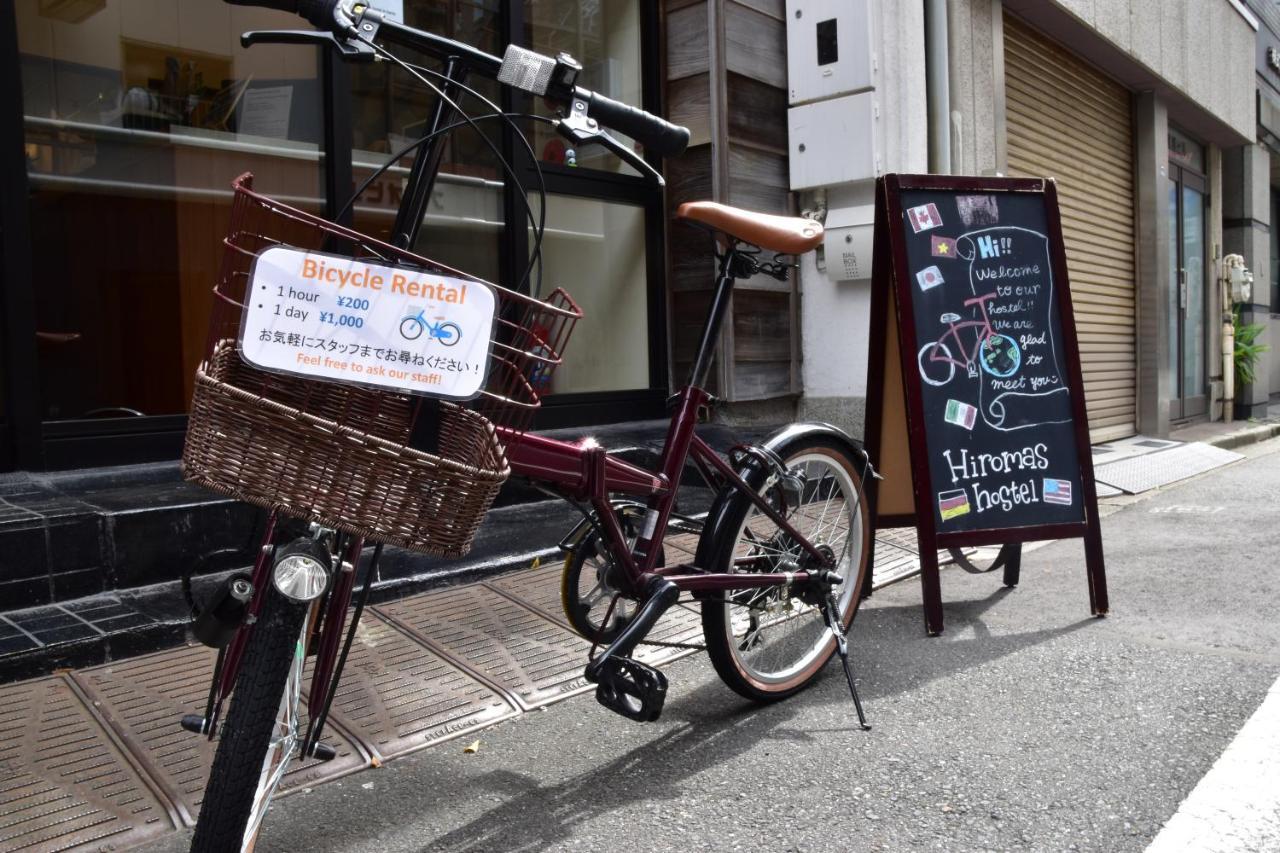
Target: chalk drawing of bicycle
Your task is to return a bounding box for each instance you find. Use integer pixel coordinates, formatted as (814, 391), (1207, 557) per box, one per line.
(917, 292), (1021, 387)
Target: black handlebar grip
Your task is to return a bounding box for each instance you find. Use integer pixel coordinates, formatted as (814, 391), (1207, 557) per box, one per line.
(584, 91), (690, 158)
(223, 0), (338, 28)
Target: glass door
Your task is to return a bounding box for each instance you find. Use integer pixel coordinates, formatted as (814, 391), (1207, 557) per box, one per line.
(1168, 166), (1208, 421)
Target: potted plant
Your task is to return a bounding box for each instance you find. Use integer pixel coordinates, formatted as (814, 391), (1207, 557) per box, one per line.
(1233, 309), (1270, 418)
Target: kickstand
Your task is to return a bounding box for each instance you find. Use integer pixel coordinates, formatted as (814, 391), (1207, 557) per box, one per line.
(823, 592), (871, 731)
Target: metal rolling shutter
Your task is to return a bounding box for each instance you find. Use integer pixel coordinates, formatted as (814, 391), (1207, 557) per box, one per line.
(1004, 15), (1137, 442)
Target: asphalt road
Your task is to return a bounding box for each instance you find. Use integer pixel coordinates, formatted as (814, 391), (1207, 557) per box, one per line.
(145, 438), (1280, 853)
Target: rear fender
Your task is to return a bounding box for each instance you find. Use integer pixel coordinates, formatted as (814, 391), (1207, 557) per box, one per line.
(692, 422), (868, 576)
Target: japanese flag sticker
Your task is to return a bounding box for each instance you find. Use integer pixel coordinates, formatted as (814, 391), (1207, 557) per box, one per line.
(916, 265), (944, 292)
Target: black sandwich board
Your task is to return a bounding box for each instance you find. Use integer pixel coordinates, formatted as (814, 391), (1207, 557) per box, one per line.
(863, 173), (1108, 636)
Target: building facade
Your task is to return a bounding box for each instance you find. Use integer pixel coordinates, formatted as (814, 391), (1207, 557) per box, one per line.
(1240, 0), (1279, 417)
(795, 0), (1262, 443)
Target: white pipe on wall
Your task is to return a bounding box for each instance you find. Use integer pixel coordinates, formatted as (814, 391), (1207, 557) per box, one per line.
(924, 0), (951, 174)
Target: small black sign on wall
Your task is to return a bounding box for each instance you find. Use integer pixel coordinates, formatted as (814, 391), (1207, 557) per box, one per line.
(863, 174), (1108, 636)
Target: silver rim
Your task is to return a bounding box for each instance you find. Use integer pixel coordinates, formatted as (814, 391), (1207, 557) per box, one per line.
(721, 450), (864, 686)
(240, 607), (314, 851)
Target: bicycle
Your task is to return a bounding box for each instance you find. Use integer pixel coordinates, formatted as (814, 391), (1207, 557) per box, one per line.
(400, 309), (461, 346)
(181, 2), (875, 849)
(917, 291), (1022, 386)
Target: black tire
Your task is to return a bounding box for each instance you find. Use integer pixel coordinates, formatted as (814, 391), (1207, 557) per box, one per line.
(190, 586), (308, 852)
(700, 436), (870, 703)
(400, 316), (423, 340)
(437, 322), (462, 347)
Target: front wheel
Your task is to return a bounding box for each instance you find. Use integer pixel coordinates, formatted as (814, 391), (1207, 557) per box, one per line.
(400, 316), (424, 341)
(700, 436), (871, 702)
(190, 586), (310, 852)
(978, 333), (1021, 378)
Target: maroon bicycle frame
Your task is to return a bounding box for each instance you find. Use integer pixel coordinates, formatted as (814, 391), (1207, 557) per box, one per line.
(496, 247), (835, 599)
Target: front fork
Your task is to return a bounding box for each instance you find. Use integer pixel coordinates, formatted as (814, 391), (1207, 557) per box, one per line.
(187, 516), (377, 760)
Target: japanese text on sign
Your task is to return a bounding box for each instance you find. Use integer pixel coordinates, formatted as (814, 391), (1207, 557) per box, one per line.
(239, 247), (495, 399)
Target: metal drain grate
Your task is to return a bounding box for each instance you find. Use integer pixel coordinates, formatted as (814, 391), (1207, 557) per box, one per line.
(872, 528), (930, 588)
(71, 644), (370, 825)
(0, 676), (178, 851)
(1094, 442), (1243, 494)
(313, 612), (518, 761)
(487, 560), (704, 668)
(375, 585), (593, 710)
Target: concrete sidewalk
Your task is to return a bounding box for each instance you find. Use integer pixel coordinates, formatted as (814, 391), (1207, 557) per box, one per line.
(134, 433), (1280, 853)
(2, 426), (1277, 851)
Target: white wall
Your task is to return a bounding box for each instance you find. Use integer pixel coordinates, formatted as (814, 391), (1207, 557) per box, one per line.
(794, 0), (928, 431)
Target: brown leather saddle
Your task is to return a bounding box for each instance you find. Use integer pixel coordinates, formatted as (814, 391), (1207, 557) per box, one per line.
(675, 201), (823, 255)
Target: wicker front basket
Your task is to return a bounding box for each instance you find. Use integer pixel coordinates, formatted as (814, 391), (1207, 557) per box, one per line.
(183, 342), (508, 557)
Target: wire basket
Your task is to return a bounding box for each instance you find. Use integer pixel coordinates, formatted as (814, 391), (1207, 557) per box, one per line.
(182, 173), (581, 557)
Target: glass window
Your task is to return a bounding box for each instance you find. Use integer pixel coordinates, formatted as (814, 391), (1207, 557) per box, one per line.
(12, 0), (660, 450)
(17, 0), (322, 420)
(1182, 184), (1205, 399)
(530, 194), (648, 393)
(1271, 188), (1280, 313)
(347, 1), (505, 282)
(522, 0), (642, 176)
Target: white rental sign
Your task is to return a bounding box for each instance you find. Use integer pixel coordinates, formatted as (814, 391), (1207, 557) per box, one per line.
(239, 247), (495, 399)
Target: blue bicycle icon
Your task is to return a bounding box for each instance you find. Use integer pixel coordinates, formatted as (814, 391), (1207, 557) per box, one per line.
(399, 310), (461, 346)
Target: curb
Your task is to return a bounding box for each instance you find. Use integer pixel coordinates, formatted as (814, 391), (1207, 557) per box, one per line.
(1203, 421), (1280, 451)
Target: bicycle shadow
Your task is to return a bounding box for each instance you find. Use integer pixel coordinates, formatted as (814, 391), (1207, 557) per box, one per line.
(803, 586), (1099, 708)
(381, 587), (1100, 853)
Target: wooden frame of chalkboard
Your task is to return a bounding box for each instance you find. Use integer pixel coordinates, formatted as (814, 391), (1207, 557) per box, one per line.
(863, 173), (1108, 636)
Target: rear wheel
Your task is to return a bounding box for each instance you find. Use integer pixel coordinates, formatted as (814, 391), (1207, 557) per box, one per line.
(190, 585), (310, 852)
(700, 437), (870, 702)
(918, 342), (956, 386)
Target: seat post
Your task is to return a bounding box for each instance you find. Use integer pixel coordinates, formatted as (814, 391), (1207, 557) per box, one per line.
(688, 246), (746, 390)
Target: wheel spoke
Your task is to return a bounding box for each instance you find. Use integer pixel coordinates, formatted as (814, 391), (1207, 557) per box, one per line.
(716, 448), (868, 688)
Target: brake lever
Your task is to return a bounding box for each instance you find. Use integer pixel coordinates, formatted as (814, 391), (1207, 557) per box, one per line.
(555, 96), (665, 187)
(240, 29), (377, 61)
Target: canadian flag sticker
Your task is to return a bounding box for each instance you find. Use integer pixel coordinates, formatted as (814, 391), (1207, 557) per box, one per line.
(915, 265), (944, 291)
(907, 202), (943, 233)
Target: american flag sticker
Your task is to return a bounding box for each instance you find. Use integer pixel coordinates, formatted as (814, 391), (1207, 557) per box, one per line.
(1043, 478), (1073, 506)
(931, 235), (958, 258)
(944, 399), (977, 430)
(907, 202), (944, 233)
(916, 265), (944, 292)
(938, 489), (971, 521)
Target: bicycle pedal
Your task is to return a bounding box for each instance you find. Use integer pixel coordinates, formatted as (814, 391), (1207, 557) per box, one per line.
(590, 656), (667, 723)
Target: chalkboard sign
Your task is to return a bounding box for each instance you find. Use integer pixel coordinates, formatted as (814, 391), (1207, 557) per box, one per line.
(901, 188), (1083, 532)
(863, 174), (1107, 636)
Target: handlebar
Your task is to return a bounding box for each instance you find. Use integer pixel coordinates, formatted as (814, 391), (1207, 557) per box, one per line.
(225, 0), (689, 158)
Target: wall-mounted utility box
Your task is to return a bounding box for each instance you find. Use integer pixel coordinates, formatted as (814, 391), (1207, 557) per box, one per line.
(788, 91), (877, 190)
(785, 0), (874, 105)
(823, 203), (875, 281)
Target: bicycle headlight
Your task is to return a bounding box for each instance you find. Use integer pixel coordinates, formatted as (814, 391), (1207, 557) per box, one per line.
(271, 542), (332, 603)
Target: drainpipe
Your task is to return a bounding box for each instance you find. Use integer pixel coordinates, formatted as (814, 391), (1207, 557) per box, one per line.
(925, 0), (951, 174)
